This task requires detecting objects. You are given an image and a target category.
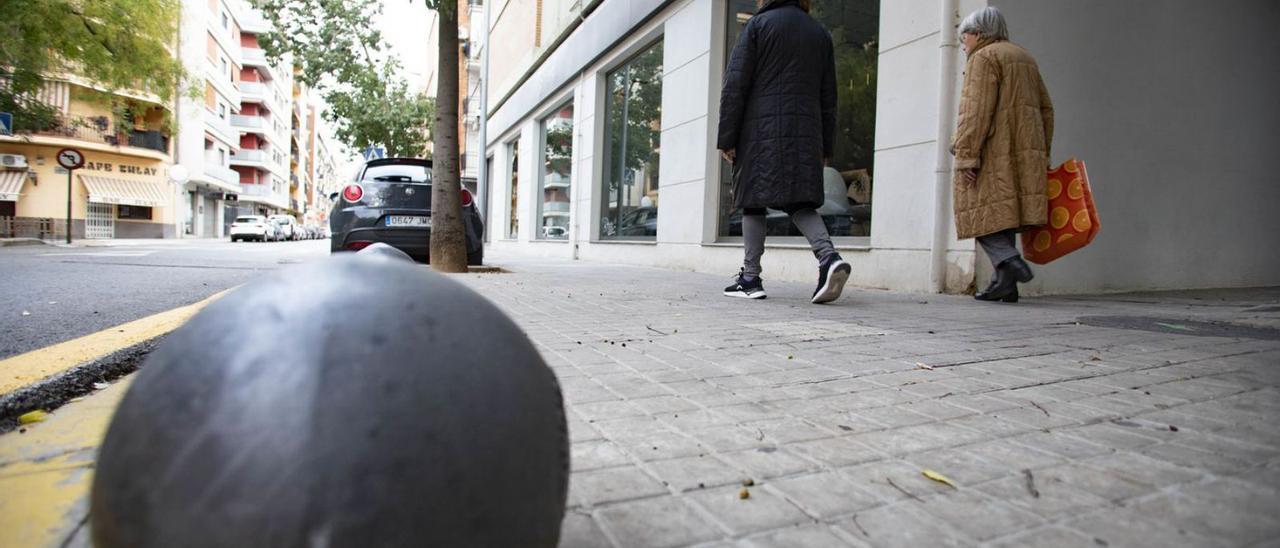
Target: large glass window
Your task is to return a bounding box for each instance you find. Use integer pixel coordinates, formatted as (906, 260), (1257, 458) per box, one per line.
(538, 103), (574, 240)
(600, 40), (663, 240)
(718, 0), (878, 239)
(506, 140), (520, 239)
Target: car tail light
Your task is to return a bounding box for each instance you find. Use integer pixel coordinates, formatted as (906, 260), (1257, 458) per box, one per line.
(342, 184), (364, 203)
(346, 241), (373, 251)
(460, 188), (474, 207)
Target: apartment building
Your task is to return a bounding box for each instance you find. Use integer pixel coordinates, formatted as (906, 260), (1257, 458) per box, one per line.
(226, 4), (294, 228)
(0, 77), (176, 239)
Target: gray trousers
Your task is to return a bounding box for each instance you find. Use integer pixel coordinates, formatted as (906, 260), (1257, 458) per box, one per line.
(977, 228), (1021, 268)
(743, 208), (835, 277)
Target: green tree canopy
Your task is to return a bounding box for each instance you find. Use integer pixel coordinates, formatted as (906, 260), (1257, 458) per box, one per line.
(0, 0), (185, 132)
(252, 0), (434, 157)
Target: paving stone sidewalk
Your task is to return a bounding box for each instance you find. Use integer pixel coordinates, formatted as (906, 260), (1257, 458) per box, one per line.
(459, 255), (1280, 548)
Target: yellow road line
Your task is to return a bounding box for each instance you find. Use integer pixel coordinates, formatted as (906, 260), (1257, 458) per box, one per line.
(0, 290), (230, 397)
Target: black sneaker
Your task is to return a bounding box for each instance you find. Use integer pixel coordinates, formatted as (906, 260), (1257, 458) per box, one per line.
(811, 254), (851, 304)
(723, 270), (767, 299)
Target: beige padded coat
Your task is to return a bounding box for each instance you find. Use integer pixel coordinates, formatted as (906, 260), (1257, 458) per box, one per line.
(951, 39), (1054, 240)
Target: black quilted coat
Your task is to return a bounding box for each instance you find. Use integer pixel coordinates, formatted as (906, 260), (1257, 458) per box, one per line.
(717, 0), (836, 211)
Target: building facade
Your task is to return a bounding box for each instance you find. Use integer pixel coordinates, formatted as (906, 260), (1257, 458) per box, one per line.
(477, 0), (1280, 294)
(175, 0), (294, 237)
(226, 4), (294, 225)
(1, 77), (176, 239)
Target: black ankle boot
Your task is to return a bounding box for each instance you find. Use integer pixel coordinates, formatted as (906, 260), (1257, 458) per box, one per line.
(1002, 256), (1034, 283)
(975, 268), (1017, 302)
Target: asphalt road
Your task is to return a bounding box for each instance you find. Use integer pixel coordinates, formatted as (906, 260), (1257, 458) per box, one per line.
(0, 239), (330, 359)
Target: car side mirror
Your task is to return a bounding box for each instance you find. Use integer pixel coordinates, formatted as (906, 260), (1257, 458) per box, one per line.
(329, 192), (339, 201)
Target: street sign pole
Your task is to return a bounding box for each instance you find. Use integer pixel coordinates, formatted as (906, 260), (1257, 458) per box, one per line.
(66, 170), (72, 244)
(56, 148), (85, 244)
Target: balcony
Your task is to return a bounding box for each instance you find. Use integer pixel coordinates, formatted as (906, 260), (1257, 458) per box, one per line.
(28, 116), (170, 155)
(542, 201), (571, 214)
(239, 10), (271, 34)
(543, 173), (571, 189)
(240, 81), (268, 103)
(230, 148), (269, 168)
(231, 114), (270, 135)
(238, 183), (276, 197)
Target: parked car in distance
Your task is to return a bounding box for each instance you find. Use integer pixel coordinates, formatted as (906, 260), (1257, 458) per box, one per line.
(230, 216), (273, 242)
(329, 157), (485, 264)
(269, 215), (299, 241)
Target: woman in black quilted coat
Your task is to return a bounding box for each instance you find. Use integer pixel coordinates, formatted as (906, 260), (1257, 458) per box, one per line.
(718, 0), (851, 304)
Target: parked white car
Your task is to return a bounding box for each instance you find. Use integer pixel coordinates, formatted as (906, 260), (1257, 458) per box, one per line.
(230, 216), (273, 242)
(269, 215), (299, 241)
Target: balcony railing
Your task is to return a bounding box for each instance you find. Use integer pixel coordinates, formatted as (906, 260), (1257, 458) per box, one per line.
(242, 47), (268, 65)
(231, 114), (269, 131)
(28, 116), (169, 154)
(231, 148), (268, 163)
(239, 183), (276, 197)
(542, 201), (571, 213)
(239, 81), (269, 100)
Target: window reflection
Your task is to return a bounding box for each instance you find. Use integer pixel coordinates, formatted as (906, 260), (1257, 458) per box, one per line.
(507, 140), (520, 239)
(718, 0), (878, 239)
(539, 103), (573, 240)
(601, 40), (663, 240)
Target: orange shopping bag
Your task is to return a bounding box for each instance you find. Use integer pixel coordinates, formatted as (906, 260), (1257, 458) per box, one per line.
(1022, 158), (1100, 264)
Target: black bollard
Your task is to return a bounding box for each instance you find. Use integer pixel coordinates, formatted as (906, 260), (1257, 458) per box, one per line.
(355, 242), (414, 263)
(91, 255), (568, 548)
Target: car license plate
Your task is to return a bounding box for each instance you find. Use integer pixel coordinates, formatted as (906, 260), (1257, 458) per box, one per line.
(386, 216), (430, 228)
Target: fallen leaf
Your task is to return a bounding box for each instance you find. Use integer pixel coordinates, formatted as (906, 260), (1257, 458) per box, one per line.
(915, 362), (934, 371)
(738, 488), (750, 500)
(922, 470), (957, 489)
(18, 410), (48, 425)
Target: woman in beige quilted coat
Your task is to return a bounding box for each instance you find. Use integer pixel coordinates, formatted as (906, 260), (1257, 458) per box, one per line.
(952, 7), (1054, 303)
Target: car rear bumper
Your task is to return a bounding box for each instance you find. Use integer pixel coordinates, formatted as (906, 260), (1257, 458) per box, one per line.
(331, 210), (484, 259)
(335, 227), (431, 258)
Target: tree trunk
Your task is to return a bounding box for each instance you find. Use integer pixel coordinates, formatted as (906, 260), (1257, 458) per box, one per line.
(429, 2), (468, 272)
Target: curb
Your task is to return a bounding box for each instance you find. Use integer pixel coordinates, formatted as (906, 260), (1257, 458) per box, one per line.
(0, 238), (53, 247)
(0, 338), (160, 433)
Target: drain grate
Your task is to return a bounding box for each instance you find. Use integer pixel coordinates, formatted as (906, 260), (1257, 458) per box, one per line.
(1077, 315), (1280, 341)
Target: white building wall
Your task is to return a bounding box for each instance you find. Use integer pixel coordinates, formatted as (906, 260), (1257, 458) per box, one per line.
(993, 0), (1280, 293)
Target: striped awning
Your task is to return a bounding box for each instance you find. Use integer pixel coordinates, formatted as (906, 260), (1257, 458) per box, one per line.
(80, 175), (169, 207)
(0, 170), (26, 201)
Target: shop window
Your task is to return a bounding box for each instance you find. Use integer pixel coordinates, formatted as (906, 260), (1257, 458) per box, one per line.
(118, 205), (153, 220)
(600, 39), (663, 240)
(537, 102), (573, 240)
(506, 140), (519, 239)
(717, 0), (878, 240)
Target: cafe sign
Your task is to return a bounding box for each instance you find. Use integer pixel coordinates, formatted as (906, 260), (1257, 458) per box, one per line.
(83, 161), (160, 177)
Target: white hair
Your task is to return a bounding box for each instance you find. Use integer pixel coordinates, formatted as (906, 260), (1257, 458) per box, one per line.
(959, 7), (1009, 41)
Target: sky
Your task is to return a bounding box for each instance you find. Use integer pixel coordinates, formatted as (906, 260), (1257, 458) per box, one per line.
(376, 0), (435, 92)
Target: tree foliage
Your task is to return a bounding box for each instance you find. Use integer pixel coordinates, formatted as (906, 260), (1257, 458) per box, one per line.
(252, 0), (434, 157)
(0, 0), (185, 132)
